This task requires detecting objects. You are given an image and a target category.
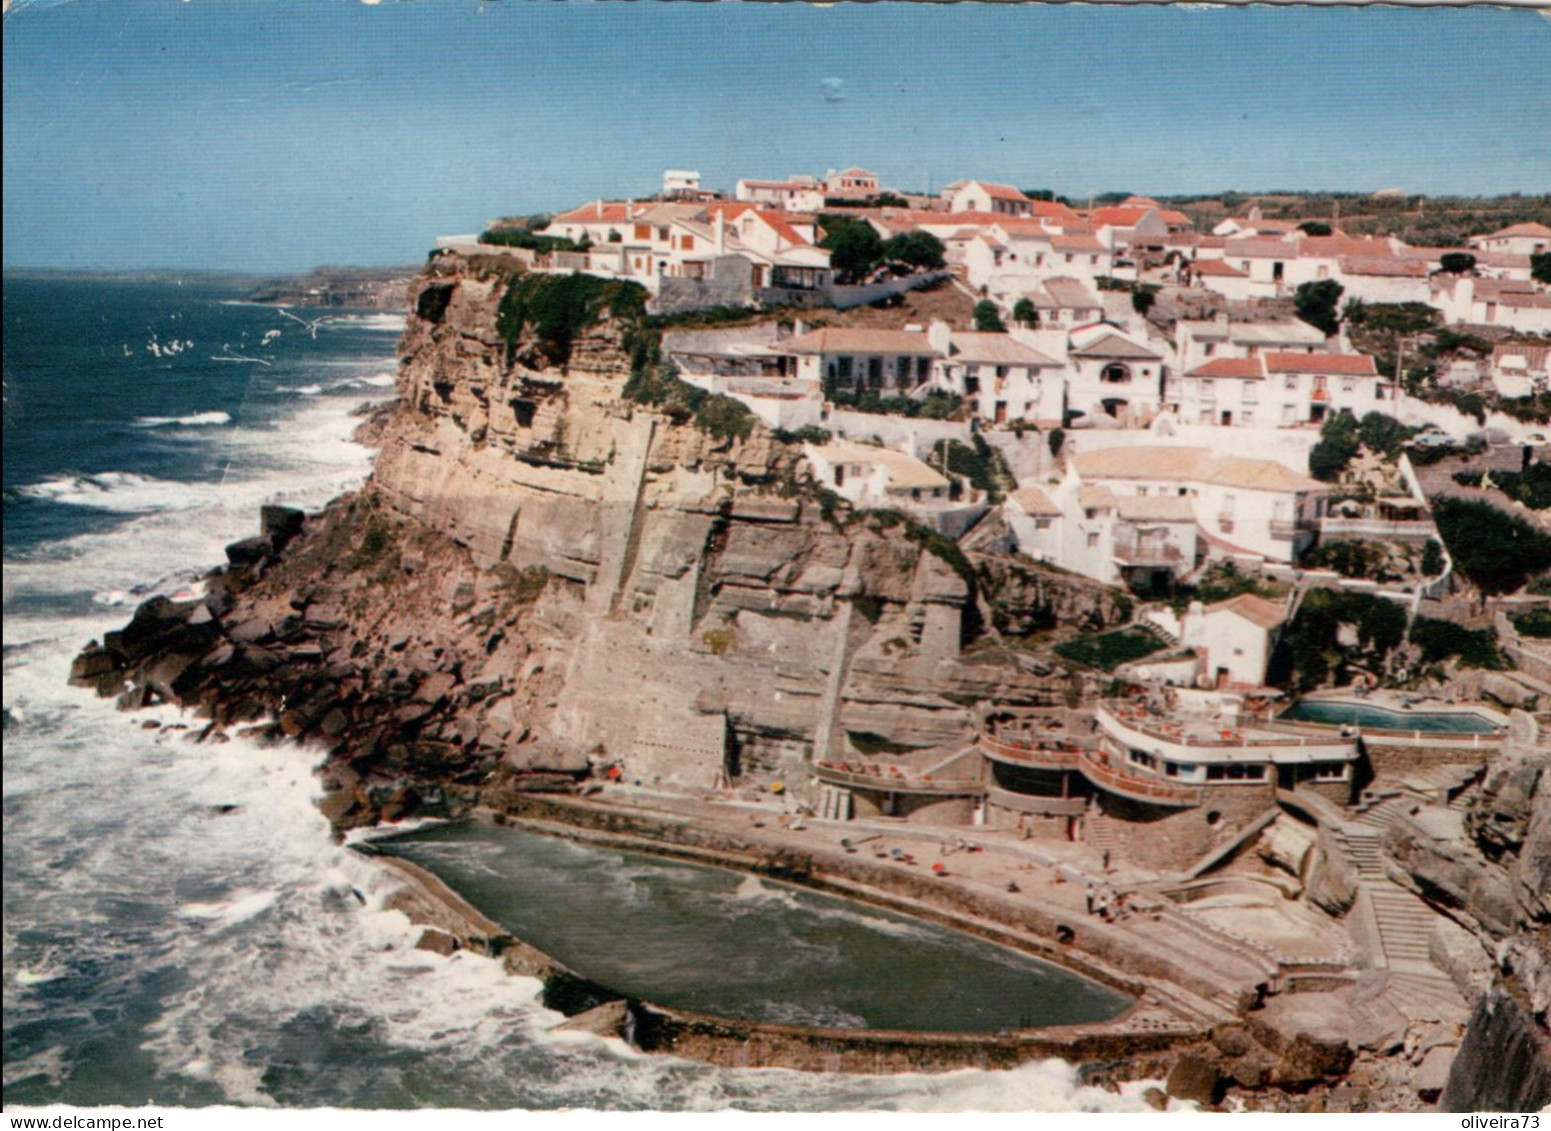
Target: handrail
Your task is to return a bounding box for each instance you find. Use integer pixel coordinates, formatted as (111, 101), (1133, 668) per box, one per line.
(814, 761), (984, 795)
(1098, 703), (1355, 755)
(978, 734), (1085, 769)
(1077, 748), (1203, 807)
(984, 786), (1087, 817)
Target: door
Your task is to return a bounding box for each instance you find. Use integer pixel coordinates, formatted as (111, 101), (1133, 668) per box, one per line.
(994, 401), (1008, 424)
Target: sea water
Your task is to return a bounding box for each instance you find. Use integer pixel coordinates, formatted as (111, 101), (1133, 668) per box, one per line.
(2, 275), (1161, 1111)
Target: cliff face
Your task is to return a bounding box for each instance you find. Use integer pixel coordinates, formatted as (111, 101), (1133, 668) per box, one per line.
(74, 252), (1103, 826)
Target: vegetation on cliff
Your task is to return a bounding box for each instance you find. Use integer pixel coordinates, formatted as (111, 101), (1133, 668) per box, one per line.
(1431, 496), (1551, 595)
(496, 272), (648, 368)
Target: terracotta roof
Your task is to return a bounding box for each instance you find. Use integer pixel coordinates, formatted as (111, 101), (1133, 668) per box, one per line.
(809, 440), (948, 491)
(1206, 593), (1286, 631)
(1158, 210), (1193, 226)
(969, 181), (1030, 203)
(1069, 331), (1162, 361)
(1009, 485), (1061, 517)
(1264, 352), (1377, 376)
(1500, 291), (1551, 310)
(993, 220), (1057, 240)
(1073, 446), (1322, 493)
(551, 201), (634, 224)
(1339, 256), (1428, 278)
(1051, 234), (1106, 252)
(1077, 485), (1119, 510)
(1224, 238), (1295, 259)
(1037, 278), (1101, 308)
(1088, 206), (1153, 228)
(947, 332), (1059, 367)
(1116, 495), (1196, 523)
(1298, 236), (1397, 260)
(1479, 222), (1551, 240)
(1187, 357), (1266, 379)
(782, 328), (937, 355)
(1493, 343), (1551, 372)
(1029, 200), (1084, 223)
(1191, 259), (1248, 278)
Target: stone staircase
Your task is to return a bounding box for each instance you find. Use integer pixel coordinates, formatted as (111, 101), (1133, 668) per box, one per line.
(1085, 809), (1126, 863)
(1333, 797), (1448, 972)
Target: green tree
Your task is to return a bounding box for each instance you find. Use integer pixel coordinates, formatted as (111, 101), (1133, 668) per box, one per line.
(1432, 497), (1551, 595)
(1012, 297), (1038, 327)
(1532, 253), (1551, 286)
(881, 230), (946, 271)
(1298, 221), (1333, 237)
(1309, 410), (1360, 482)
(1131, 287), (1158, 317)
(1022, 188), (1056, 202)
(1357, 411), (1413, 458)
(1047, 428), (1065, 458)
(1421, 538), (1445, 578)
(1438, 252), (1477, 275)
(818, 216), (884, 283)
(974, 300), (1006, 332)
(1294, 280), (1345, 336)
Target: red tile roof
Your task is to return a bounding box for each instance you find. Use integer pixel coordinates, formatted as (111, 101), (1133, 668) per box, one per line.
(1088, 206), (1153, 228)
(1264, 352), (1377, 376)
(1338, 256), (1428, 278)
(1187, 357), (1265, 379)
(1052, 234), (1106, 252)
(1190, 259), (1248, 277)
(1480, 222), (1551, 239)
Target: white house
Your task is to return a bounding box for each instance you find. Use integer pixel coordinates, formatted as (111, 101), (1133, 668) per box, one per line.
(944, 180), (1034, 217)
(1333, 256), (1431, 305)
(1184, 258), (1265, 301)
(1489, 342), (1551, 399)
(1432, 277), (1551, 335)
(1069, 446), (1326, 564)
(803, 439), (951, 511)
(734, 177), (825, 212)
(823, 167), (882, 199)
(1470, 222), (1551, 258)
(1178, 352), (1388, 429)
(925, 324), (1064, 425)
(662, 170), (703, 198)
(780, 327), (939, 393)
(1086, 205), (1179, 252)
(1173, 316), (1328, 377)
(1177, 594), (1287, 689)
(1065, 324), (1167, 426)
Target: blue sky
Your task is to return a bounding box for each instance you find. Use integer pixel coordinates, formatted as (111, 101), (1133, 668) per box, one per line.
(4, 1), (1549, 272)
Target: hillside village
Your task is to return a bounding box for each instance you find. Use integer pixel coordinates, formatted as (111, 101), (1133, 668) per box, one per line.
(73, 168), (1550, 1109)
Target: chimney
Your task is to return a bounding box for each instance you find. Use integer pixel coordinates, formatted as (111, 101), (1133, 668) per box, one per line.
(927, 319), (952, 354)
(595, 199), (603, 219)
(715, 212), (726, 255)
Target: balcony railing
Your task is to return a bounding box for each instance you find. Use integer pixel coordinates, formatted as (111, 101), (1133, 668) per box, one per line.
(1097, 704), (1358, 758)
(1269, 518), (1317, 537)
(814, 761), (984, 796)
(1319, 517), (1437, 539)
(984, 786), (1088, 817)
(1112, 540), (1184, 567)
(978, 734), (1086, 769)
(1077, 748), (1203, 808)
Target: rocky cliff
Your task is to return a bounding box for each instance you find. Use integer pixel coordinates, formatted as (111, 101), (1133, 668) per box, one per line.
(73, 251), (1121, 828)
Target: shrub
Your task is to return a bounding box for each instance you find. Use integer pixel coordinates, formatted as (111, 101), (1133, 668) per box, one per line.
(479, 228), (581, 254)
(1270, 588), (1408, 690)
(1409, 616), (1507, 669)
(1294, 280), (1344, 336)
(1438, 252), (1477, 275)
(1309, 410), (1360, 482)
(1053, 627), (1166, 671)
(1511, 607), (1551, 639)
(1452, 463), (1551, 511)
(772, 424), (833, 446)
(1357, 411), (1414, 459)
(818, 216), (884, 283)
(1047, 428), (1065, 458)
(497, 273), (648, 369)
(1303, 540), (1390, 580)
(1432, 496), (1551, 595)
(1012, 297), (1037, 327)
(1421, 538), (1445, 577)
(881, 230), (946, 271)
(973, 300), (1006, 332)
(1534, 253), (1551, 286)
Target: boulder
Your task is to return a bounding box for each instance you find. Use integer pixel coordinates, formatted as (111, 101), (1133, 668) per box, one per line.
(1413, 1043), (1456, 1101)
(1306, 823), (1359, 916)
(552, 998), (630, 1041)
(1165, 1054), (1224, 1106)
(260, 505), (306, 549)
(414, 928), (461, 956)
(225, 535), (273, 568)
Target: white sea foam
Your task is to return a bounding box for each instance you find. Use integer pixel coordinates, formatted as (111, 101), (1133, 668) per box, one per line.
(331, 313), (407, 332)
(133, 411), (233, 428)
(14, 472), (212, 514)
(3, 348), (1161, 1112)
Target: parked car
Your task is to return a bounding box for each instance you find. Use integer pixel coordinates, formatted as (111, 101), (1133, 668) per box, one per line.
(1410, 431), (1457, 448)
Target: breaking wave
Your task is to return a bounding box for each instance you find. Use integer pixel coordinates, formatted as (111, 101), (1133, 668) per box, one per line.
(133, 411), (234, 428)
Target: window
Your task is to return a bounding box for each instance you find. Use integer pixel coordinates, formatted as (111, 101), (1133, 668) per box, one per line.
(837, 357), (853, 381)
(1204, 343), (1217, 357)
(1034, 517), (1053, 530)
(1241, 410), (1255, 425)
(1101, 363), (1131, 384)
(1128, 749), (1157, 770)
(1341, 378), (1356, 393)
(1086, 532), (1100, 548)
(1285, 375), (1298, 390)
(1206, 763), (1267, 781)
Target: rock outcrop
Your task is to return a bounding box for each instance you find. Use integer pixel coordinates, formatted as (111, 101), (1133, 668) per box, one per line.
(73, 251), (1077, 828)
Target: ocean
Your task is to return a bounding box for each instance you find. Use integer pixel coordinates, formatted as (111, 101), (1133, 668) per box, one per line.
(1, 275), (1161, 1112)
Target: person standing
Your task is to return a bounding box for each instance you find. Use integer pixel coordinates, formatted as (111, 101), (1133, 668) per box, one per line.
(1085, 881), (1096, 915)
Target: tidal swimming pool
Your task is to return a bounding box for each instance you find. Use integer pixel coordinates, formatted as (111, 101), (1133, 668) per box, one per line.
(378, 822), (1133, 1033)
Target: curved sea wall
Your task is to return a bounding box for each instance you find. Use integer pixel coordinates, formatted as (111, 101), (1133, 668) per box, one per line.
(358, 821), (1204, 1078)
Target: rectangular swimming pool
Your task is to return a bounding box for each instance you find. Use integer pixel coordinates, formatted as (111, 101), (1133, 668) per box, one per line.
(1278, 700), (1499, 734)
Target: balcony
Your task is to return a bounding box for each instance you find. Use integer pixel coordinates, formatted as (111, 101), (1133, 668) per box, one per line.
(1269, 518), (1317, 538)
(1112, 539), (1184, 567)
(985, 786), (1087, 817)
(1077, 748), (1203, 808)
(814, 761), (984, 796)
(978, 733), (1086, 770)
(1096, 704), (1357, 762)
